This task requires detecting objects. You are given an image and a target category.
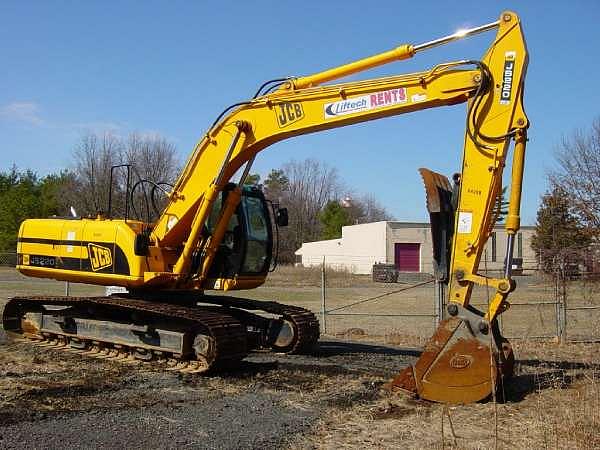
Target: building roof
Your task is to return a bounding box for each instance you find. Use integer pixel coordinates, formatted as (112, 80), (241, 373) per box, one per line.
(366, 221), (535, 230)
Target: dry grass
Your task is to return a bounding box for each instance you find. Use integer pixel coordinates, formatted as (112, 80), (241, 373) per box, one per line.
(266, 264), (372, 288)
(303, 340), (600, 450)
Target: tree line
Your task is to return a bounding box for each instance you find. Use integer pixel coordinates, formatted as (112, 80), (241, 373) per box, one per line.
(0, 132), (391, 262)
(260, 160), (392, 262)
(531, 118), (600, 274)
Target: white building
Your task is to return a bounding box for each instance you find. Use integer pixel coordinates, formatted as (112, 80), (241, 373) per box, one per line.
(295, 221), (536, 275)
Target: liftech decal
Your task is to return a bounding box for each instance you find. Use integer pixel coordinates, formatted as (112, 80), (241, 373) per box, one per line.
(87, 243), (113, 271)
(500, 51), (516, 105)
(324, 88), (407, 119)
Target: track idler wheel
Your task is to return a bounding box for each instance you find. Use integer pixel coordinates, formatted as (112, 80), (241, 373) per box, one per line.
(268, 311), (319, 354)
(390, 316), (513, 404)
(269, 319), (295, 352)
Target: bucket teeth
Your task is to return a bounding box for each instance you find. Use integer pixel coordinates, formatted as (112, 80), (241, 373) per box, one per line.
(419, 168), (452, 214)
(389, 366), (418, 397)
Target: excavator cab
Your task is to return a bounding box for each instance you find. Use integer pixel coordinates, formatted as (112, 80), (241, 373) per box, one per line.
(206, 184), (283, 282)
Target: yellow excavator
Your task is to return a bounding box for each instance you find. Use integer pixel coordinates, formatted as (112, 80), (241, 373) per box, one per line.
(4, 11), (528, 404)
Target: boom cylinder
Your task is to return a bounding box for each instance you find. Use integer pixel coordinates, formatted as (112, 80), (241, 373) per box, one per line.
(413, 20), (500, 52)
(504, 130), (527, 278)
(505, 129), (527, 235)
(293, 45), (415, 89)
(291, 18), (500, 90)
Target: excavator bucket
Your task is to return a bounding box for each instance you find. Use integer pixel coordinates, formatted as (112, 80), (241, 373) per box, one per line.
(389, 168), (514, 403)
(390, 316), (514, 403)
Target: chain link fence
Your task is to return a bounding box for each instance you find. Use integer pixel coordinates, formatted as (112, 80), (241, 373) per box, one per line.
(0, 252), (17, 267)
(2, 250), (599, 343)
(317, 260), (600, 344)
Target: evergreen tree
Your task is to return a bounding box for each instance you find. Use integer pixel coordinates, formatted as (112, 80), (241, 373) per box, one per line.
(0, 168), (72, 251)
(0, 169), (42, 251)
(263, 169), (289, 201)
(494, 186), (509, 224)
(243, 173), (261, 186)
(531, 187), (591, 273)
(318, 200), (351, 239)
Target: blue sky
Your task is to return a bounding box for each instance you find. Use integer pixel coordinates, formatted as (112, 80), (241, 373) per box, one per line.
(1, 1), (599, 224)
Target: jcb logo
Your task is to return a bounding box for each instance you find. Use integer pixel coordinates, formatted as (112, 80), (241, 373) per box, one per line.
(275, 102), (304, 127)
(88, 243), (112, 271)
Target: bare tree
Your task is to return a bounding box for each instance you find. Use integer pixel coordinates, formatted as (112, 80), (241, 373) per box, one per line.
(343, 193), (394, 224)
(264, 159), (395, 262)
(551, 118), (600, 237)
(265, 159), (342, 262)
(125, 133), (179, 183)
(66, 131), (179, 220)
(66, 132), (123, 216)
(124, 133), (180, 221)
(283, 159), (341, 241)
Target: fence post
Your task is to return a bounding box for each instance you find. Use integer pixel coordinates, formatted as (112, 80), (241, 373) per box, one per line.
(555, 268), (568, 343)
(321, 256), (327, 335)
(65, 281), (70, 297)
(560, 270), (567, 343)
(434, 278), (445, 328)
(554, 271), (561, 341)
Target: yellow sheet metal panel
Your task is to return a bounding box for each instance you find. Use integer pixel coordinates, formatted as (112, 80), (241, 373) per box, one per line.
(17, 218), (63, 270)
(114, 219), (146, 280)
(59, 220), (84, 270)
(16, 217), (145, 287)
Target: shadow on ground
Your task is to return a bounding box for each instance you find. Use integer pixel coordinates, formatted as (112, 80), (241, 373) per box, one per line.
(315, 339), (421, 357)
(505, 358), (600, 402)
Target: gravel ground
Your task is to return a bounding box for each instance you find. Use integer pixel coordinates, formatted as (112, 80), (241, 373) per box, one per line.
(1, 390), (316, 450)
(0, 315), (417, 450)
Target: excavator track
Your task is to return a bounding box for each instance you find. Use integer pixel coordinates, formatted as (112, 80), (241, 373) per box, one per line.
(2, 293), (319, 374)
(199, 294), (320, 354)
(3, 295), (248, 374)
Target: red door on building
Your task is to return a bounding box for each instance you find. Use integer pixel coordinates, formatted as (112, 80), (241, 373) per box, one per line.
(394, 243), (420, 272)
